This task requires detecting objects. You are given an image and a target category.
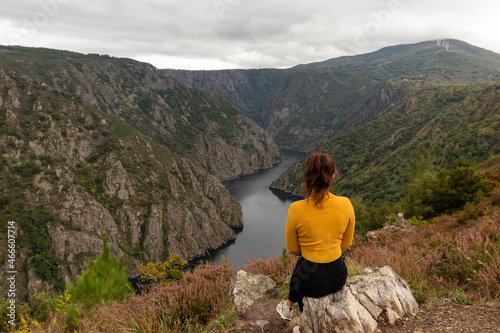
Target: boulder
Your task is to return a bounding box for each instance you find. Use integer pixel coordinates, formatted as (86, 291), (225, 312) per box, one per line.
(300, 266), (418, 333)
(366, 213), (415, 241)
(231, 270), (276, 314)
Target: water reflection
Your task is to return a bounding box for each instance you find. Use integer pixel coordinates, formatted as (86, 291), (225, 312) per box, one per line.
(195, 150), (306, 269)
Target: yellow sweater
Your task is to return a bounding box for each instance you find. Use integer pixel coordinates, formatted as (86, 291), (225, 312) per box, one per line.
(286, 193), (355, 263)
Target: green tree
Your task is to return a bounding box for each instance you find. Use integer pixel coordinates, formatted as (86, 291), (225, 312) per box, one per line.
(351, 197), (386, 235)
(66, 232), (132, 319)
(407, 160), (488, 218)
(432, 165), (488, 214)
(351, 196), (371, 235)
(407, 170), (436, 218)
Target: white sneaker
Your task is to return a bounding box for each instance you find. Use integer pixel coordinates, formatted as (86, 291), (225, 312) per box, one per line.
(276, 300), (293, 321)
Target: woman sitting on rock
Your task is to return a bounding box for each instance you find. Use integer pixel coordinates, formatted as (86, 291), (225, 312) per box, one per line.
(276, 153), (355, 320)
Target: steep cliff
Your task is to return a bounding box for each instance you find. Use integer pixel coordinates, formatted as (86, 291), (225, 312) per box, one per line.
(0, 46), (283, 181)
(167, 68), (377, 151)
(0, 51), (277, 298)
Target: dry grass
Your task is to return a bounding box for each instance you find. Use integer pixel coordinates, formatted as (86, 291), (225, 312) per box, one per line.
(347, 204), (500, 302)
(80, 260), (233, 333)
(241, 250), (298, 285)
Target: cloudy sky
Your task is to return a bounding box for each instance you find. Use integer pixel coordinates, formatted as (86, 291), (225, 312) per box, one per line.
(1, 0), (499, 70)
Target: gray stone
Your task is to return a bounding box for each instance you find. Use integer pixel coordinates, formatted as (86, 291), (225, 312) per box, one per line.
(232, 270), (276, 314)
(254, 320), (269, 328)
(300, 266), (419, 333)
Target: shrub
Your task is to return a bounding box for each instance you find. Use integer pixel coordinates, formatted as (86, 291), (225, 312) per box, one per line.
(15, 207), (63, 289)
(406, 163), (489, 218)
(138, 254), (187, 288)
(11, 160), (41, 177)
(30, 291), (57, 322)
(0, 298), (31, 331)
(16, 291), (72, 333)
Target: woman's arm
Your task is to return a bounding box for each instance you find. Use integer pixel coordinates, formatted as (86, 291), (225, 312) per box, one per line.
(340, 200), (356, 252)
(286, 208), (301, 256)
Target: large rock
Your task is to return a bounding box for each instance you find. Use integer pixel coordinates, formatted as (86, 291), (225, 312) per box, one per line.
(366, 213), (415, 241)
(300, 266), (418, 333)
(231, 270), (276, 314)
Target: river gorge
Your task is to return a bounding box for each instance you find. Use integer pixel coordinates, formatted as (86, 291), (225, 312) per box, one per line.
(202, 150), (306, 268)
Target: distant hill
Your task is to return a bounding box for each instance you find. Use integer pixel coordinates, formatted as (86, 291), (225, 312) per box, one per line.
(167, 40), (500, 151)
(293, 39), (500, 84)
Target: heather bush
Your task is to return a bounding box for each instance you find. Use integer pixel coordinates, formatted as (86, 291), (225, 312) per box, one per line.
(89, 259), (233, 332)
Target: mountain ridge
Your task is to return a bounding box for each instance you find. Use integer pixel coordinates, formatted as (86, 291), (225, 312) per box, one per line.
(167, 39), (500, 151)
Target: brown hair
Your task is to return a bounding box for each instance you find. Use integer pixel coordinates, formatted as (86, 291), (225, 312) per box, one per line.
(301, 153), (336, 207)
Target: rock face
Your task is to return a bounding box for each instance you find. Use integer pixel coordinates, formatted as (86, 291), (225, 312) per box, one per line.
(0, 59), (280, 298)
(1, 49), (284, 181)
(167, 68), (377, 152)
(231, 270), (276, 314)
(300, 266), (419, 333)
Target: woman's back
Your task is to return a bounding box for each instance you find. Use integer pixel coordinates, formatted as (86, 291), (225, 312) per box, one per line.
(286, 193), (355, 263)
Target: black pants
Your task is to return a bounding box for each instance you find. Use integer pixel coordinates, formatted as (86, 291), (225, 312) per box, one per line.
(288, 255), (348, 312)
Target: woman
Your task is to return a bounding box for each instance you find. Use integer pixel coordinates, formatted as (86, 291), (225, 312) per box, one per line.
(276, 153), (355, 320)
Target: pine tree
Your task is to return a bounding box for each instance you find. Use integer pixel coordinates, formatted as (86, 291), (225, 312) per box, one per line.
(67, 232), (132, 312)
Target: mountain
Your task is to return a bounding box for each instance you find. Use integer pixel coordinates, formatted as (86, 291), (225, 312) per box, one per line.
(293, 39), (500, 84)
(0, 46), (282, 298)
(167, 67), (378, 151)
(2, 40), (499, 298)
(167, 40), (500, 151)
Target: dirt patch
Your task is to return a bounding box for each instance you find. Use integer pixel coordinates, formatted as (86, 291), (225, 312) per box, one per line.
(379, 299), (500, 333)
(229, 286), (299, 333)
(228, 294), (500, 333)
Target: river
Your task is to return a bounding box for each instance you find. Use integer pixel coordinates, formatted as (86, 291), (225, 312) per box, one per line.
(203, 150), (306, 269)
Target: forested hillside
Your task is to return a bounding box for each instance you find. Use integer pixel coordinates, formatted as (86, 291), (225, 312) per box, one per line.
(271, 80), (499, 207)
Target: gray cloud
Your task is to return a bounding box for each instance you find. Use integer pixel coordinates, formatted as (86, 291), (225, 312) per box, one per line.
(1, 0), (499, 69)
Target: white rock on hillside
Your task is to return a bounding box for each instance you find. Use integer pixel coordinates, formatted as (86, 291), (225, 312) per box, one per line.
(231, 270), (276, 314)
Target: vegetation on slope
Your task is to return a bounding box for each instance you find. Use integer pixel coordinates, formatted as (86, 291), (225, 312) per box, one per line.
(295, 39), (500, 84)
(0, 45), (282, 180)
(272, 80), (499, 235)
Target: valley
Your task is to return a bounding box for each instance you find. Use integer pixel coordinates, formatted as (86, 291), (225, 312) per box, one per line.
(0, 39), (499, 304)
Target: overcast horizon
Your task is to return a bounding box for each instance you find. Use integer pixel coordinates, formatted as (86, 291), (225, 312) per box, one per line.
(1, 0), (499, 70)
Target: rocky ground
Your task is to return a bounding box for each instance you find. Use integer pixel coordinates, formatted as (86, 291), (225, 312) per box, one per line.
(227, 288), (500, 333)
